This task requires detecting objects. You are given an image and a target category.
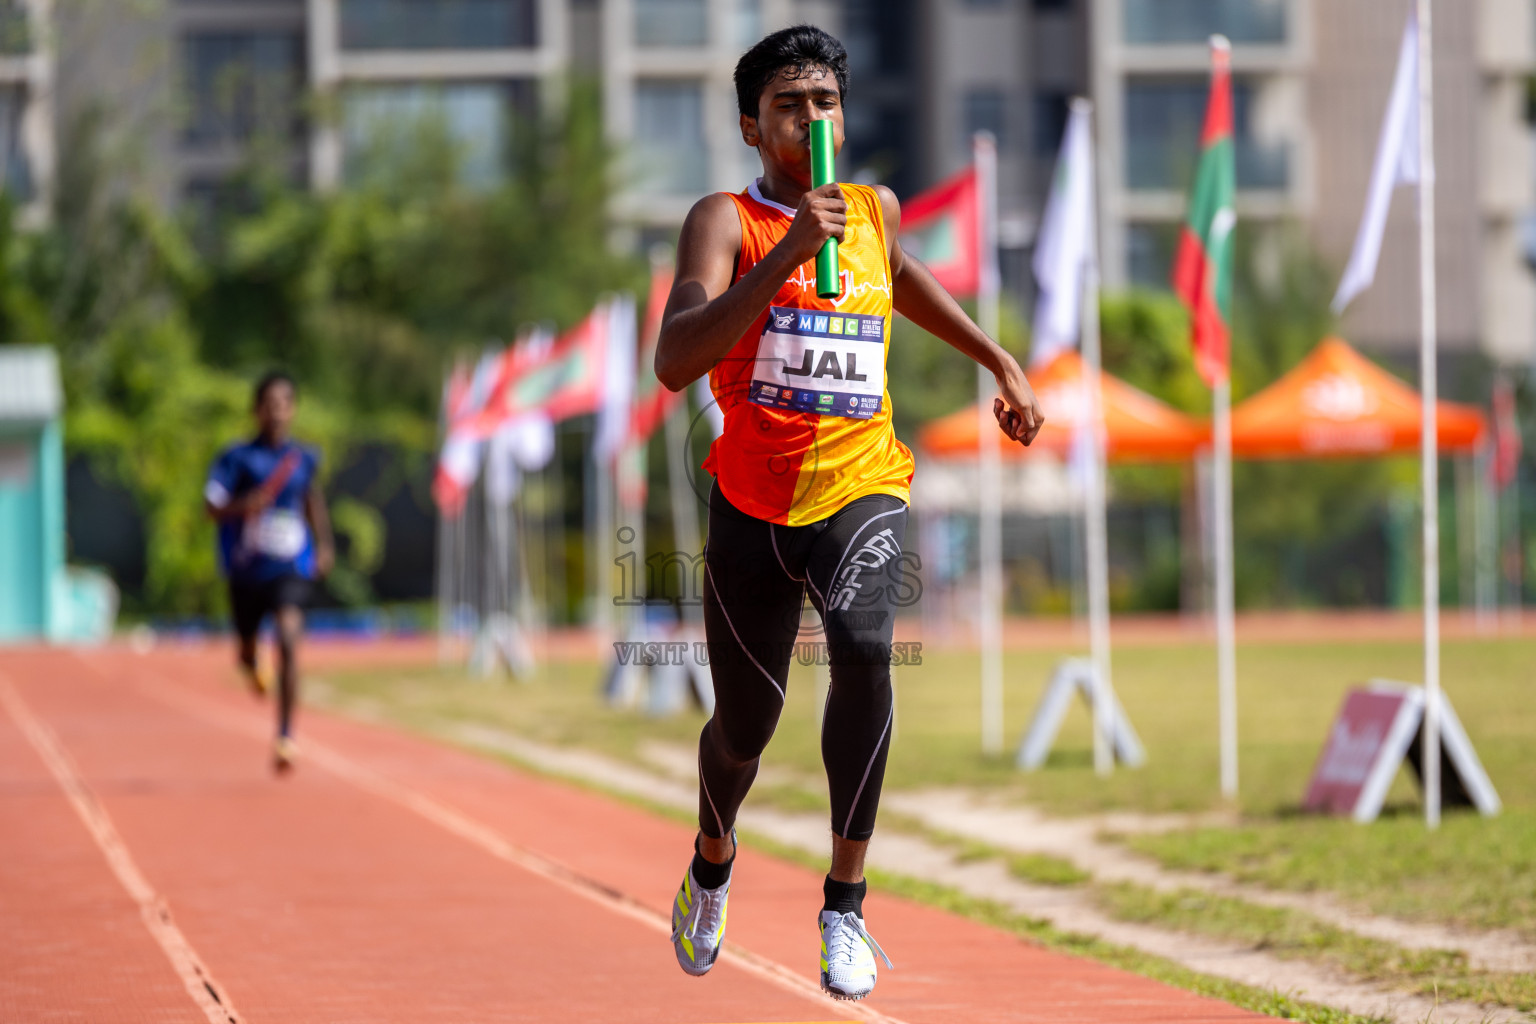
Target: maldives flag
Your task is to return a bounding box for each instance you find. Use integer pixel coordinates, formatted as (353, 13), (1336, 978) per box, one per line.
(900, 165), (981, 296)
(1171, 36), (1237, 389)
(460, 308), (610, 440)
(628, 263), (680, 443)
(433, 349), (513, 515)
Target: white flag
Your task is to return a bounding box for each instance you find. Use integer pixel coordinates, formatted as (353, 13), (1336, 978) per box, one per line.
(693, 376), (724, 438)
(1031, 101), (1097, 367)
(1332, 8), (1431, 314)
(486, 413), (556, 507)
(593, 295), (638, 462)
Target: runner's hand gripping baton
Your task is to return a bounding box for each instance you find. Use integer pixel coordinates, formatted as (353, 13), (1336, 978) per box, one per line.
(810, 120), (841, 298)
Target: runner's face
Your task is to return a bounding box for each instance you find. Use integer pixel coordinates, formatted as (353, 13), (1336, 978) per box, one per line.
(741, 66), (843, 185)
(256, 382), (295, 439)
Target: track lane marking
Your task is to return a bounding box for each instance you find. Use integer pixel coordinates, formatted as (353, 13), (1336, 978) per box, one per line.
(0, 675), (243, 1024)
(116, 658), (908, 1024)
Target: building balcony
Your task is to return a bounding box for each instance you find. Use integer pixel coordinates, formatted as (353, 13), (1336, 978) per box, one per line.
(339, 0), (538, 51)
(1125, 137), (1291, 193)
(634, 0), (707, 48)
(1122, 0), (1287, 46)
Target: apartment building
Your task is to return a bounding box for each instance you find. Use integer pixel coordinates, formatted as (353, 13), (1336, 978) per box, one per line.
(1304, 0), (1536, 365)
(0, 0), (52, 225)
(1091, 0), (1535, 363)
(307, 0), (566, 190)
(20, 0), (1536, 362)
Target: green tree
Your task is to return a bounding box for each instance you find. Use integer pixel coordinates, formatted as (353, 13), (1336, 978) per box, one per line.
(3, 84), (642, 616)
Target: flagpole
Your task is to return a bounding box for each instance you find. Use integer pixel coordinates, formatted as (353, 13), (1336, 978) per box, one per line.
(1415, 0), (1440, 830)
(436, 377), (453, 666)
(975, 130), (1004, 755)
(1214, 373), (1237, 799)
(1199, 34), (1238, 803)
(1075, 98), (1114, 777)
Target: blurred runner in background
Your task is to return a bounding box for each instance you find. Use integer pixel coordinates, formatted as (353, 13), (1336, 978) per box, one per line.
(205, 371), (334, 773)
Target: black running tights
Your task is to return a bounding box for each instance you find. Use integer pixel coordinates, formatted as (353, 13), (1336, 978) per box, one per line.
(697, 484), (910, 843)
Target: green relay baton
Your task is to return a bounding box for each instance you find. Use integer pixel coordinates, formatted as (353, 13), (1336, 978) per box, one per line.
(810, 120), (841, 298)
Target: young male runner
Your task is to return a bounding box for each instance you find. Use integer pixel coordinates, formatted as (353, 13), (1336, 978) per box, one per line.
(654, 25), (1043, 1000)
(205, 371), (334, 773)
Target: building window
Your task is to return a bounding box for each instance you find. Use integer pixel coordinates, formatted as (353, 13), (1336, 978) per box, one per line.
(632, 80), (707, 196)
(1124, 76), (1288, 191)
(843, 0), (914, 77)
(963, 88), (1008, 150)
(1126, 221), (1178, 288)
(182, 32), (306, 146)
(1123, 0), (1286, 46)
(634, 0), (707, 47)
(340, 0), (537, 51)
(733, 0), (762, 47)
(0, 85), (31, 201)
(1031, 90), (1070, 156)
(342, 81), (533, 188)
(0, 2), (29, 55)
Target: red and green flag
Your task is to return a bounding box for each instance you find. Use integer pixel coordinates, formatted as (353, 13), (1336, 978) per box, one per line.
(456, 309), (609, 442)
(900, 166), (981, 296)
(1171, 37), (1236, 389)
(628, 263), (680, 444)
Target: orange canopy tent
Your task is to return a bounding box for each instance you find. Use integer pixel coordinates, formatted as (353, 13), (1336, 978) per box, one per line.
(1230, 337), (1487, 459)
(917, 350), (1209, 462)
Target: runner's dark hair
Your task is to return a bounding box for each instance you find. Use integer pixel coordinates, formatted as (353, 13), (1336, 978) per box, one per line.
(254, 370), (296, 408)
(734, 25), (848, 119)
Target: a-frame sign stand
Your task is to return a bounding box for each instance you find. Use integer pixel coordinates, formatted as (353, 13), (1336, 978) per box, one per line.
(1016, 658), (1146, 770)
(1303, 680), (1500, 822)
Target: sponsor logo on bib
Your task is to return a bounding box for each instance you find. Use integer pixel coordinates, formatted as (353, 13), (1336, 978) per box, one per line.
(750, 306), (887, 421)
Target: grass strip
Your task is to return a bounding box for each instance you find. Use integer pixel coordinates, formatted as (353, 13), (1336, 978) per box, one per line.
(845, 867), (1386, 1024)
(865, 809), (1091, 885)
(317, 697), (1385, 1024)
(1094, 883), (1536, 1013)
(1007, 851), (1092, 886)
(1125, 814), (1536, 944)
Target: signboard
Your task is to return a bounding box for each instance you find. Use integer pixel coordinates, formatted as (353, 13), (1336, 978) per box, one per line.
(1016, 659), (1145, 771)
(1303, 681), (1501, 822)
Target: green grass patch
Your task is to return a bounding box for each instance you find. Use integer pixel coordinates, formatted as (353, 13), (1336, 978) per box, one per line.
(856, 872), (1387, 1024)
(710, 822), (1388, 1024)
(1095, 883), (1536, 1011)
(304, 675), (1385, 1024)
(312, 633), (1536, 951)
(747, 782), (831, 816)
(1125, 810), (1536, 943)
(1007, 851), (1092, 887)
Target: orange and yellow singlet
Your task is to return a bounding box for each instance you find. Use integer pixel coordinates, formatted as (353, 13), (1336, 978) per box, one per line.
(702, 179), (915, 526)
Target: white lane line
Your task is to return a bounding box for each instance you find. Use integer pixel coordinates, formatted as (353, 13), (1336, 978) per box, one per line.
(124, 662), (910, 1024)
(0, 676), (242, 1024)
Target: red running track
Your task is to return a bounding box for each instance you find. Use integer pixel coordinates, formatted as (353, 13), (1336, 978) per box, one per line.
(0, 646), (1275, 1024)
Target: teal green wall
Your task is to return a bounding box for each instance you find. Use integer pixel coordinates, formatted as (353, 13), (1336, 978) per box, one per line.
(0, 420), (63, 642)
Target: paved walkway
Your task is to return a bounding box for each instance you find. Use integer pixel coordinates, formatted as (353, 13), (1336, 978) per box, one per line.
(0, 646), (1275, 1023)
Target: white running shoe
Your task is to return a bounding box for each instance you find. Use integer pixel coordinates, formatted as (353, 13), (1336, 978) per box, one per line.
(671, 864), (730, 976)
(819, 909), (892, 1001)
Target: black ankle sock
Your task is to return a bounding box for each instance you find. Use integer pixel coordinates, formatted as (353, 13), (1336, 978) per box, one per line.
(822, 876), (866, 917)
(691, 834), (734, 890)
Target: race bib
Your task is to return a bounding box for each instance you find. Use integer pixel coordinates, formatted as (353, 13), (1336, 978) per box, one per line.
(247, 509), (308, 561)
(748, 306), (886, 420)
